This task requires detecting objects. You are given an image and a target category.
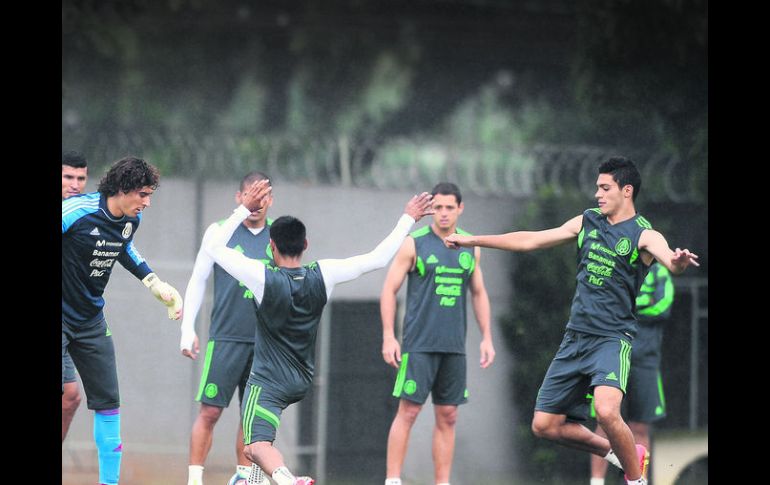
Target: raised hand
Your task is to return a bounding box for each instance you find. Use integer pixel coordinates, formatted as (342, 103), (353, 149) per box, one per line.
(672, 248), (700, 271)
(241, 179), (272, 213)
(404, 192), (434, 222)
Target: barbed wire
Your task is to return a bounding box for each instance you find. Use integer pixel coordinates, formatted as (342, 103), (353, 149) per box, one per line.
(64, 130), (705, 203)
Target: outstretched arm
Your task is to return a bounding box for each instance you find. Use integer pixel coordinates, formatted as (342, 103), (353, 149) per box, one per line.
(318, 192), (433, 299)
(638, 230), (699, 274)
(444, 214), (583, 252)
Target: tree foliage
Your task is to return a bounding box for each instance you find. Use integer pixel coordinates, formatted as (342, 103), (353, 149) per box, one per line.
(499, 187), (593, 481)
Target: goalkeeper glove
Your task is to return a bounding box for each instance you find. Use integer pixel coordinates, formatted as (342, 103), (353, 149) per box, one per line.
(142, 273), (183, 320)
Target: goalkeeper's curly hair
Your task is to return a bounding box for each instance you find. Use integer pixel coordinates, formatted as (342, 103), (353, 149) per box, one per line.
(98, 156), (160, 197)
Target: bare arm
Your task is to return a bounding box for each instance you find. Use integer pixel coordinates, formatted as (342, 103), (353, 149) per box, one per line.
(469, 247), (495, 369)
(378, 238), (415, 369)
(638, 229), (700, 274)
(444, 215), (583, 252)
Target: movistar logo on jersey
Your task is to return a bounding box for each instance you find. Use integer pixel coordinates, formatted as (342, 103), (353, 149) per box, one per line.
(588, 229), (598, 239)
(426, 254), (439, 264)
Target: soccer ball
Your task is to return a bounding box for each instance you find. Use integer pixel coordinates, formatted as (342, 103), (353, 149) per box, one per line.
(226, 475), (248, 485)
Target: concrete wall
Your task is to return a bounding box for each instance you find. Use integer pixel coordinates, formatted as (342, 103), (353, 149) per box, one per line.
(63, 178), (525, 484)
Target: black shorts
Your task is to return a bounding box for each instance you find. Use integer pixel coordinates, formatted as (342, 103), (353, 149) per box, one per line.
(241, 382), (294, 444)
(195, 340), (254, 408)
(62, 353), (77, 385)
(62, 318), (119, 410)
(535, 330), (632, 421)
(392, 352), (468, 406)
(589, 366), (666, 424)
(625, 366), (666, 423)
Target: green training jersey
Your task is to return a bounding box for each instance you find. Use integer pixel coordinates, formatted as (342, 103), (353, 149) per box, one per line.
(633, 262), (674, 368)
(210, 219), (273, 342)
(566, 208), (652, 340)
(402, 225), (476, 353)
(249, 263), (328, 399)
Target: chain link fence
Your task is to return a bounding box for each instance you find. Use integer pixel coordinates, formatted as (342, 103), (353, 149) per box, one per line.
(64, 130), (705, 203)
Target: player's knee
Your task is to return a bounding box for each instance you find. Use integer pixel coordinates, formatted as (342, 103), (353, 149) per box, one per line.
(593, 401), (621, 426)
(398, 403), (422, 424)
(243, 444), (258, 463)
(531, 416), (555, 439)
(62, 389), (82, 413)
(435, 407), (458, 428)
(244, 441), (271, 463)
(199, 404), (224, 425)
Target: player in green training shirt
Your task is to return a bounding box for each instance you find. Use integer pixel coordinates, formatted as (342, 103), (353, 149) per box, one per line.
(381, 182), (495, 485)
(589, 261), (674, 485)
(445, 157), (699, 485)
(180, 171), (274, 485)
(203, 179), (434, 485)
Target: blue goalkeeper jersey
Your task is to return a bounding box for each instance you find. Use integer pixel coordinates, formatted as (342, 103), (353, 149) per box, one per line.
(62, 192), (153, 327)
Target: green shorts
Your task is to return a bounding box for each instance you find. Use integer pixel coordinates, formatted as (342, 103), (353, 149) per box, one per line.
(195, 340), (254, 408)
(535, 330), (631, 421)
(62, 318), (119, 410)
(392, 352), (468, 406)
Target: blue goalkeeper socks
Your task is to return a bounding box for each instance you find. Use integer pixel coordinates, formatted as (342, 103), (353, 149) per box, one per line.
(94, 408), (122, 485)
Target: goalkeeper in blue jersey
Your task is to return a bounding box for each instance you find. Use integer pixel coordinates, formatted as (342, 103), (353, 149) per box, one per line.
(62, 156), (183, 485)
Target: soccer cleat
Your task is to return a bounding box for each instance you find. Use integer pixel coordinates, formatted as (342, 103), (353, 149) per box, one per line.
(293, 477), (315, 485)
(624, 444), (650, 481)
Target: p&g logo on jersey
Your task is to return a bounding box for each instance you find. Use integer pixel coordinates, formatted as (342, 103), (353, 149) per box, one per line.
(122, 222), (133, 239)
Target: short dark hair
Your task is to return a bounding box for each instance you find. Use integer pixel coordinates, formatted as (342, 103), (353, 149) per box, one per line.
(431, 182), (462, 204)
(98, 156), (160, 197)
(62, 150), (87, 168)
(598, 156), (642, 201)
(240, 170), (270, 191)
(269, 216), (306, 257)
